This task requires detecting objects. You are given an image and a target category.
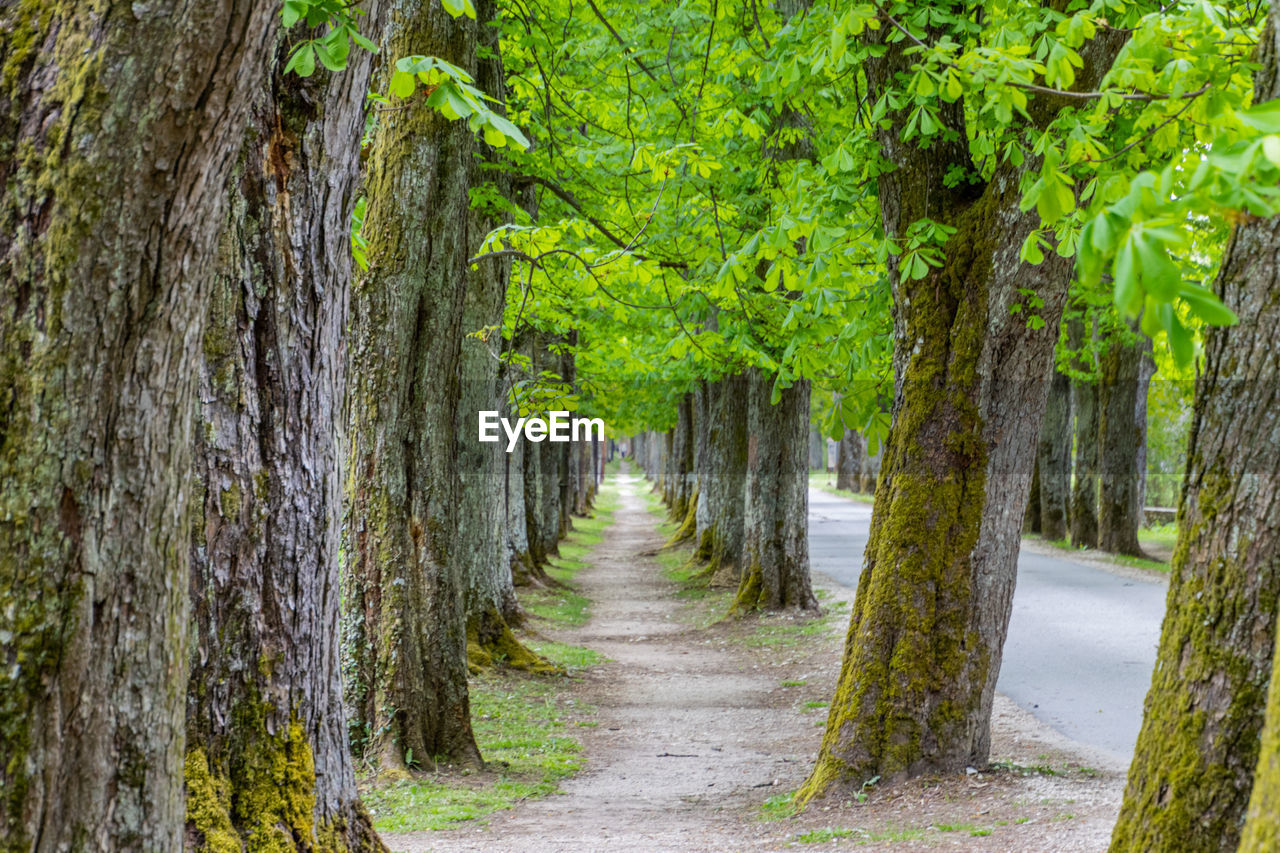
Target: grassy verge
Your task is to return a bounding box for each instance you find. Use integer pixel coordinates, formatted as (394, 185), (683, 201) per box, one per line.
(363, 478), (621, 833)
(807, 471), (875, 504)
(1030, 533), (1170, 573)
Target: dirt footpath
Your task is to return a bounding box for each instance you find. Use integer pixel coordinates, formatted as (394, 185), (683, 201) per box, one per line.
(383, 473), (1124, 852)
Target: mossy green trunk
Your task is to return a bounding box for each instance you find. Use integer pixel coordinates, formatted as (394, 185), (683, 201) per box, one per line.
(0, 3), (273, 848)
(1110, 18), (1280, 849)
(1240, 626), (1280, 851)
(343, 0), (486, 772)
(800, 175), (1071, 798)
(733, 371), (817, 613)
(1038, 369), (1072, 541)
(1069, 316), (1101, 548)
(1097, 324), (1147, 557)
(187, 17), (387, 853)
(796, 13), (1129, 794)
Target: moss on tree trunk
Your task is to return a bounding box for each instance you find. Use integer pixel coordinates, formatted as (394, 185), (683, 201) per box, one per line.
(1110, 18), (1280, 848)
(186, 16), (387, 851)
(343, 0), (487, 773)
(0, 3), (273, 848)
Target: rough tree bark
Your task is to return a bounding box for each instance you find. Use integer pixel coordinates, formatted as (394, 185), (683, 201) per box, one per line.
(1025, 460), (1043, 533)
(692, 375), (750, 579)
(457, 4), (549, 676)
(0, 4), (274, 849)
(184, 15), (387, 852)
(1039, 367), (1072, 541)
(799, 23), (1123, 798)
(732, 371), (818, 613)
(343, 0), (486, 771)
(1110, 15), (1280, 849)
(809, 427), (825, 470)
(1069, 316), (1100, 548)
(1241, 628), (1280, 851)
(836, 430), (864, 492)
(1097, 324), (1147, 557)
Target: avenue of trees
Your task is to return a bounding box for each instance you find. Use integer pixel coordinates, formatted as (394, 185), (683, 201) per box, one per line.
(1, 1), (1280, 852)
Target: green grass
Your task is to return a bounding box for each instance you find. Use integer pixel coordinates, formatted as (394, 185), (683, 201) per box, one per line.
(808, 472), (876, 504)
(796, 826), (855, 843)
(780, 679), (806, 687)
(1028, 532), (1171, 573)
(743, 599), (849, 649)
(936, 822), (992, 836)
(758, 793), (799, 822)
(362, 479), (622, 832)
(523, 479), (621, 629)
(794, 825), (928, 844)
(363, 673), (593, 832)
(1138, 521), (1179, 554)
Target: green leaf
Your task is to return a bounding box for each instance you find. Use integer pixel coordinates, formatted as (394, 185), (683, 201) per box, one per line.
(1134, 235), (1180, 301)
(1113, 240), (1141, 315)
(390, 69), (416, 99)
(1178, 283), (1238, 326)
(285, 44), (317, 78)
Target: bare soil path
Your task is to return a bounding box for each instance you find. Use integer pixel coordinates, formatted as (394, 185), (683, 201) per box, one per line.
(383, 471), (1125, 852)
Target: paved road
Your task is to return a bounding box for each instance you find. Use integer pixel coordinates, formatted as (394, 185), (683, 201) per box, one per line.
(808, 487), (1167, 764)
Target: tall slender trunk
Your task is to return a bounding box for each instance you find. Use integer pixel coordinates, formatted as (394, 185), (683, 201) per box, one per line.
(1136, 344), (1154, 511)
(693, 375), (750, 577)
(809, 427), (825, 470)
(1097, 325), (1147, 556)
(186, 14), (386, 851)
(1110, 17), (1280, 849)
(1039, 368), (1072, 541)
(1069, 317), (1100, 548)
(732, 372), (817, 613)
(457, 8), (545, 674)
(1025, 460), (1043, 533)
(836, 430), (863, 492)
(343, 0), (486, 771)
(0, 4), (273, 848)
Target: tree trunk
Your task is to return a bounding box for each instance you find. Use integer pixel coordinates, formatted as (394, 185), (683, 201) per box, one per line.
(343, 0), (486, 771)
(457, 9), (547, 675)
(1097, 324), (1146, 557)
(0, 4), (273, 849)
(794, 21), (1128, 785)
(732, 372), (818, 613)
(1069, 317), (1100, 548)
(836, 431), (863, 492)
(1241, 627), (1280, 851)
(1039, 367), (1072, 541)
(185, 16), (387, 852)
(860, 440), (882, 494)
(1024, 459), (1043, 533)
(1110, 17), (1280, 848)
(1136, 343), (1154, 512)
(809, 427), (825, 470)
(693, 375), (750, 578)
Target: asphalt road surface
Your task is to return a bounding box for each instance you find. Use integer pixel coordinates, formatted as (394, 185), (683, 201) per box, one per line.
(808, 487), (1167, 764)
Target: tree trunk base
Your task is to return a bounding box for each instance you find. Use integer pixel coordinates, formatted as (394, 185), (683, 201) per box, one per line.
(466, 608), (560, 675)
